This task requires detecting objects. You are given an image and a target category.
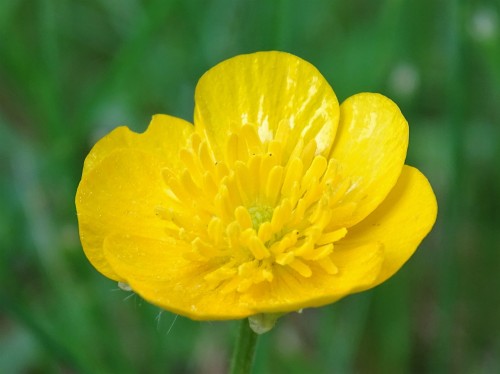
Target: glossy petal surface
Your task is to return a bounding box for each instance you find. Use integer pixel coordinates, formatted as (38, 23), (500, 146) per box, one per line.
(329, 93), (408, 227)
(336, 166), (437, 286)
(103, 231), (383, 319)
(76, 115), (193, 279)
(77, 150), (168, 279)
(194, 51), (339, 161)
(103, 233), (255, 319)
(239, 241), (384, 314)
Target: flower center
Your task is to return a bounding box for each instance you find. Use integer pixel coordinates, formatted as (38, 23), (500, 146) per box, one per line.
(248, 205), (273, 231)
(157, 123), (355, 294)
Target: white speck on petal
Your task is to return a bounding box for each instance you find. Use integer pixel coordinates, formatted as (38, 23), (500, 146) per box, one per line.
(258, 118), (273, 142)
(314, 118), (333, 154)
(357, 112), (378, 141)
(289, 114), (296, 130)
(345, 180), (359, 195)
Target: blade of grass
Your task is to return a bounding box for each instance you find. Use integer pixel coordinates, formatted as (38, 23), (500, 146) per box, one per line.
(0, 293), (93, 374)
(372, 273), (411, 372)
(318, 293), (373, 373)
(73, 0), (179, 139)
(432, 0), (465, 371)
(37, 0), (64, 140)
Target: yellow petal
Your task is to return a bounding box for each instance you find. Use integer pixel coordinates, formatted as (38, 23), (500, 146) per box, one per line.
(239, 243), (384, 314)
(330, 93), (409, 226)
(76, 115), (192, 280)
(194, 51), (339, 160)
(103, 233), (255, 319)
(103, 229), (384, 319)
(76, 149), (171, 280)
(82, 114), (193, 176)
(336, 165), (437, 287)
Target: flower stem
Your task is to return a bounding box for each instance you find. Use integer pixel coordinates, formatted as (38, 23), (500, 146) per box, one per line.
(230, 319), (259, 374)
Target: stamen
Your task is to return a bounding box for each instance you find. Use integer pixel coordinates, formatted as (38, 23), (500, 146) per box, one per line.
(311, 244), (334, 260)
(301, 156), (327, 193)
(265, 165), (284, 205)
(300, 139), (317, 169)
(275, 251), (295, 265)
(275, 118), (291, 143)
(294, 238), (315, 258)
(198, 141), (217, 173)
(179, 148), (199, 179)
(226, 133), (240, 165)
(214, 161), (230, 183)
(202, 172), (218, 197)
(165, 173), (191, 202)
(282, 158), (303, 197)
(189, 133), (202, 151)
(238, 260), (258, 276)
(259, 153), (276, 183)
(248, 205), (273, 230)
(235, 206), (253, 230)
(156, 127), (352, 295)
(316, 228), (348, 246)
(318, 257), (339, 275)
(267, 140), (283, 164)
(215, 185), (233, 222)
(269, 230), (298, 256)
(204, 265), (237, 284)
(247, 236), (270, 260)
(241, 124), (264, 154)
(192, 237), (219, 258)
(247, 155), (261, 198)
(288, 258), (312, 277)
(257, 221), (273, 243)
(271, 199), (292, 232)
(208, 217), (224, 244)
(180, 170), (200, 197)
(226, 221), (241, 247)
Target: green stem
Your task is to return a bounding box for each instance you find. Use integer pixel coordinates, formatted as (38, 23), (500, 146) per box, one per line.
(230, 319), (259, 374)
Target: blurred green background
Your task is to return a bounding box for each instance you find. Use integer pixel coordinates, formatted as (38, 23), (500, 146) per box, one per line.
(1, 0), (499, 373)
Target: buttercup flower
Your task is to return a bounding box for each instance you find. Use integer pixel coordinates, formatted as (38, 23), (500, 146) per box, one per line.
(76, 51), (437, 325)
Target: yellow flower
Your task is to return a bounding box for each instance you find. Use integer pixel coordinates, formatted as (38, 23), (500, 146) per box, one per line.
(76, 51), (437, 322)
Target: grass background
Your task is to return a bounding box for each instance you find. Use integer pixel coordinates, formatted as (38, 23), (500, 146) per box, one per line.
(1, 0), (499, 373)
